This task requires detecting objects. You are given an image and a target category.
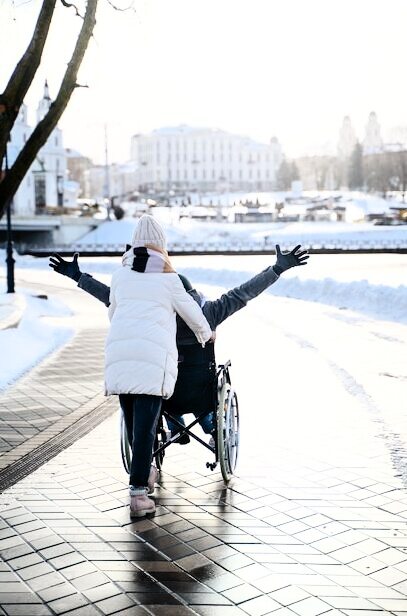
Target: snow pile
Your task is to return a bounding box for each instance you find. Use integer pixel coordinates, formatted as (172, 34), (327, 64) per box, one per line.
(74, 219), (186, 247)
(74, 218), (407, 250)
(0, 293), (73, 390)
(0, 293), (25, 327)
(179, 267), (407, 325)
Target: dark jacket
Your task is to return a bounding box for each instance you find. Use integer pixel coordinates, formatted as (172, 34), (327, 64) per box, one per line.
(78, 265), (279, 346)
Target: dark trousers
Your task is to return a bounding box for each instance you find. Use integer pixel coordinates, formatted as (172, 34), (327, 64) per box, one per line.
(119, 393), (162, 488)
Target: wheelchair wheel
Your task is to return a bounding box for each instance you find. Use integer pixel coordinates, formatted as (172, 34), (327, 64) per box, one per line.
(153, 422), (167, 471)
(120, 411), (131, 475)
(217, 380), (240, 483)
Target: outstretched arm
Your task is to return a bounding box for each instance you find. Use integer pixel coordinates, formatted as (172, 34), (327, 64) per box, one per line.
(202, 244), (309, 329)
(49, 253), (111, 306)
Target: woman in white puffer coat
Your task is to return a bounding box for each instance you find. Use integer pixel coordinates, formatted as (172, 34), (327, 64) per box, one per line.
(105, 215), (212, 517)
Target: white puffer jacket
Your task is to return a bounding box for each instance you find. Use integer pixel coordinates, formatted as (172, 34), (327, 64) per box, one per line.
(105, 268), (212, 398)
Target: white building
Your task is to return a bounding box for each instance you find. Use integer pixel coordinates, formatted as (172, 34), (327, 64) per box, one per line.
(84, 161), (139, 202)
(131, 125), (283, 192)
(8, 104), (34, 216)
(8, 81), (78, 216)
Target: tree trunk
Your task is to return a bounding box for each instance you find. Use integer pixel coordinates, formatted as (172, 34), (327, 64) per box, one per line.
(0, 0), (98, 220)
(0, 0), (57, 165)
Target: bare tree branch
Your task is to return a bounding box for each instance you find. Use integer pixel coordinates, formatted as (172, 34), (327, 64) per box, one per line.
(0, 0), (57, 164)
(60, 0), (83, 18)
(106, 0), (136, 12)
(0, 0), (99, 218)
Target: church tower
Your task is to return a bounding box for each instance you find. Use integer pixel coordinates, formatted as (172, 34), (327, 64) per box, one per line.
(33, 80), (67, 211)
(363, 111), (383, 154)
(37, 80), (52, 123)
(337, 116), (357, 159)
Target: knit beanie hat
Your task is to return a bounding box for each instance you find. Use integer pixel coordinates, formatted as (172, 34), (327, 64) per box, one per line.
(131, 214), (167, 250)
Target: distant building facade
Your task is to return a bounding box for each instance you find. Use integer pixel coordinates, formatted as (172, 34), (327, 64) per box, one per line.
(83, 161), (139, 202)
(131, 126), (283, 192)
(66, 148), (93, 197)
(8, 81), (78, 216)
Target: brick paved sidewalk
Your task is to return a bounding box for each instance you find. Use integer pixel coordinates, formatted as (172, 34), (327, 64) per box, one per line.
(0, 326), (115, 479)
(1, 411), (407, 616)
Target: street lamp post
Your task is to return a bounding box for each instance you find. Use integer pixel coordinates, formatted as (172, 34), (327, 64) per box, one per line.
(4, 139), (15, 293)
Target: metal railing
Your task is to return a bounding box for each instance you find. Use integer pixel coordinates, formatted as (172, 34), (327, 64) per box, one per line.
(13, 237), (407, 256)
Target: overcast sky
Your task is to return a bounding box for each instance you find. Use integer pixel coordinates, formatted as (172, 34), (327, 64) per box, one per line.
(1, 0), (407, 164)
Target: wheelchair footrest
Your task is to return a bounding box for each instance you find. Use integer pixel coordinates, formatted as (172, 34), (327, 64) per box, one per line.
(206, 461), (217, 471)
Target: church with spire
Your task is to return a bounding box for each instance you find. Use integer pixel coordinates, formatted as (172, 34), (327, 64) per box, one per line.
(8, 81), (78, 217)
(337, 111), (385, 158)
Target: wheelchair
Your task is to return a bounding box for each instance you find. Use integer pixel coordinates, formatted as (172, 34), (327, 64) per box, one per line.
(120, 355), (240, 484)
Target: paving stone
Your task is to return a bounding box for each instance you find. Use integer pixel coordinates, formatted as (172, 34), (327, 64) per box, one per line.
(48, 593), (89, 614)
(2, 606), (53, 615)
(37, 583), (77, 602)
(95, 594), (137, 614)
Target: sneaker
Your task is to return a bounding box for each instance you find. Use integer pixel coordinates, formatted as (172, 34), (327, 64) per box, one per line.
(129, 488), (155, 517)
(147, 465), (159, 495)
(208, 435), (215, 448)
(174, 432), (190, 445)
(166, 429), (190, 445)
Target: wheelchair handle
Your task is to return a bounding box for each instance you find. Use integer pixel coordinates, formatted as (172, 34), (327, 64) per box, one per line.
(219, 360), (231, 370)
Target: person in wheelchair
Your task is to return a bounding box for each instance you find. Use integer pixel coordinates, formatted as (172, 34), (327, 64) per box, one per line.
(50, 245), (309, 447)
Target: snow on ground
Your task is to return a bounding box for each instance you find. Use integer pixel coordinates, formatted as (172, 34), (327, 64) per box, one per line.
(75, 217), (407, 249)
(12, 252), (405, 325)
(0, 293), (25, 327)
(0, 292), (73, 390)
(178, 189), (398, 216)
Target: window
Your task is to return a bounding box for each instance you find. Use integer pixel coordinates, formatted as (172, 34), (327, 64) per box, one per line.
(34, 174), (46, 212)
(55, 136), (58, 146)
(193, 169), (197, 179)
(203, 169), (206, 179)
(184, 170), (187, 179)
(212, 169), (215, 179)
(239, 169), (242, 179)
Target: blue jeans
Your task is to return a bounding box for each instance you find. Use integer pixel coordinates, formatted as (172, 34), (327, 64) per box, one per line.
(166, 411), (214, 436)
(119, 394), (162, 488)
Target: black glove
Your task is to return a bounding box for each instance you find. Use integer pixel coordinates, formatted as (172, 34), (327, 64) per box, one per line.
(273, 244), (309, 275)
(49, 253), (82, 282)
